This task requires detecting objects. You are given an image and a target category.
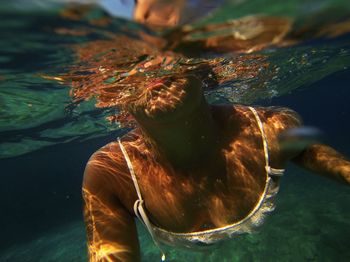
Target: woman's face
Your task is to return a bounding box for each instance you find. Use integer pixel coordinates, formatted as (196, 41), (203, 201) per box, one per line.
(127, 75), (204, 123)
(133, 0), (184, 28)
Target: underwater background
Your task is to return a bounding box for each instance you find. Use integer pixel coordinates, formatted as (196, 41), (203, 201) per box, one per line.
(0, 0), (349, 261)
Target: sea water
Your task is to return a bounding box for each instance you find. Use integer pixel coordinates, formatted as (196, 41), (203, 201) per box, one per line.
(0, 1), (349, 261)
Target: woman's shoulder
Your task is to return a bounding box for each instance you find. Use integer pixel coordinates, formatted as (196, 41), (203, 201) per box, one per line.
(214, 104), (302, 128)
(88, 131), (142, 164)
(231, 105), (302, 129)
(256, 106), (302, 131)
(223, 105), (304, 165)
(83, 131), (143, 191)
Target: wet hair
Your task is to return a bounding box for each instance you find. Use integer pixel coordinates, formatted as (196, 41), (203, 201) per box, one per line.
(64, 35), (215, 127)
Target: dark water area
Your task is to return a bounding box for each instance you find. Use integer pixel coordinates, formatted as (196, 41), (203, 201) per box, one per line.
(0, 135), (108, 249)
(260, 68), (350, 154)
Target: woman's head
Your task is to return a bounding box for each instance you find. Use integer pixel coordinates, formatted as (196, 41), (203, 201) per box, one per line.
(126, 74), (204, 123)
(65, 35), (209, 128)
(133, 0), (226, 30)
(133, 0), (184, 28)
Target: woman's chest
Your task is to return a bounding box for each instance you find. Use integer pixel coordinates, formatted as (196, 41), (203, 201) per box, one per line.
(133, 150), (268, 232)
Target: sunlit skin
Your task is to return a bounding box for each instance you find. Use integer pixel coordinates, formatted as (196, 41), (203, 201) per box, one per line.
(133, 0), (184, 28)
(83, 73), (350, 261)
(134, 0), (222, 28)
(51, 3), (350, 261)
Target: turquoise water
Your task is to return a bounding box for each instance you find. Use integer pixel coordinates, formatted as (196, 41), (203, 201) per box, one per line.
(0, 1), (350, 261)
(1, 1), (350, 158)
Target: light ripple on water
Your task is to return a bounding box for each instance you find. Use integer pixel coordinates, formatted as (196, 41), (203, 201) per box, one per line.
(1, 1), (350, 158)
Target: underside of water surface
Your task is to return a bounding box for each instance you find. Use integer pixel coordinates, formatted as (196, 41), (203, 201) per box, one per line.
(1, 1), (350, 262)
(1, 0), (350, 159)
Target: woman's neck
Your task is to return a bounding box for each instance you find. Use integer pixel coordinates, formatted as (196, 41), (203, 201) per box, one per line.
(136, 99), (221, 168)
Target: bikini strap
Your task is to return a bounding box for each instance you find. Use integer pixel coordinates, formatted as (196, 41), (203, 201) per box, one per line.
(248, 107), (285, 177)
(117, 138), (166, 261)
(118, 138), (143, 201)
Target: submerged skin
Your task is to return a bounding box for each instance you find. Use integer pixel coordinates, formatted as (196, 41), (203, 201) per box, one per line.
(80, 2), (350, 261)
(82, 75), (350, 261)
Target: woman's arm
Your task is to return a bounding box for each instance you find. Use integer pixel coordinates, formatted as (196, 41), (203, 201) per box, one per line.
(291, 144), (350, 185)
(82, 152), (141, 262)
(267, 108), (349, 186)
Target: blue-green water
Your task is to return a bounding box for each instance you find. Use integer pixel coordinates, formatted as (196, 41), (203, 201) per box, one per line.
(0, 1), (350, 261)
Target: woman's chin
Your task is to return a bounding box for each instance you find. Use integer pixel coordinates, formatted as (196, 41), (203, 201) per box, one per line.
(135, 100), (185, 122)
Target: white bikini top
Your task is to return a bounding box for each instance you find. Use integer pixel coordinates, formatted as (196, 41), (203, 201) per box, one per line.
(118, 106), (285, 261)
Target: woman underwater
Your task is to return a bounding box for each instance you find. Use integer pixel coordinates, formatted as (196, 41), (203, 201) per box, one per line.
(80, 1), (350, 261)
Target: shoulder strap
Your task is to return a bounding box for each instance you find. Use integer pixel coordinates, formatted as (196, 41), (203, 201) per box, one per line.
(118, 138), (143, 201)
(248, 107), (285, 177)
(117, 138), (166, 261)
